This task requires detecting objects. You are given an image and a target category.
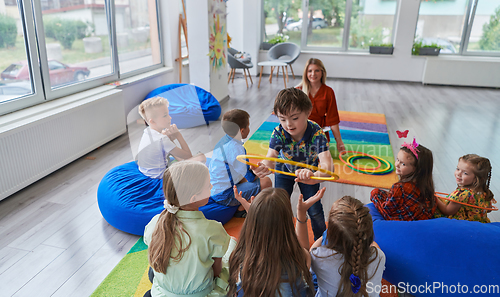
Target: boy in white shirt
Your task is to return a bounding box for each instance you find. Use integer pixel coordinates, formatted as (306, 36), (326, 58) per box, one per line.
(137, 97), (204, 178)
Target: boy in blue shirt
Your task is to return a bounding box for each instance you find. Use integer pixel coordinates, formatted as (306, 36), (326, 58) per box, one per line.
(210, 109), (272, 216)
(253, 88), (334, 239)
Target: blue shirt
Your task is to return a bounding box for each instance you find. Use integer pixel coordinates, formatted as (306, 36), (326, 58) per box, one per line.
(269, 120), (329, 172)
(210, 134), (250, 196)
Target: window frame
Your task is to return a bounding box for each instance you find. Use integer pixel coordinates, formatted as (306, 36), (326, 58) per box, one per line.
(0, 0), (44, 115)
(281, 0), (399, 52)
(0, 0), (164, 116)
(117, 0), (165, 80)
(415, 0), (500, 57)
(32, 0), (119, 101)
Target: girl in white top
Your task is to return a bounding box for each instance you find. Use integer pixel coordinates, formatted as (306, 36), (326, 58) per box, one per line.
(309, 196), (386, 297)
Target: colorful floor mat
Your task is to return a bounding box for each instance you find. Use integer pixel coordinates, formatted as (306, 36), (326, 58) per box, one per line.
(244, 111), (398, 189)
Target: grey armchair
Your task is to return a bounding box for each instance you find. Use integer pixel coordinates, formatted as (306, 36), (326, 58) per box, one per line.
(227, 47), (253, 88)
(267, 42), (301, 79)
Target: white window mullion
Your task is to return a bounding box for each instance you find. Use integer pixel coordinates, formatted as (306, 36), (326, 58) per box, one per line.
(459, 0), (475, 55)
(343, 0), (353, 51)
(0, 0), (45, 115)
(300, 0), (309, 49)
(108, 0), (120, 76)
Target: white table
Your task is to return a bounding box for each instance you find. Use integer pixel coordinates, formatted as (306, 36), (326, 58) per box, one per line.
(257, 61), (288, 88)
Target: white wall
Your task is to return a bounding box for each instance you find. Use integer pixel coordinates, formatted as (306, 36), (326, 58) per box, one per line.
(227, 0), (261, 76)
(226, 0), (243, 51)
(186, 0), (210, 92)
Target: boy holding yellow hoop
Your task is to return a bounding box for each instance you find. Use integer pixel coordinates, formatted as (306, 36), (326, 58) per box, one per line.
(253, 88), (334, 239)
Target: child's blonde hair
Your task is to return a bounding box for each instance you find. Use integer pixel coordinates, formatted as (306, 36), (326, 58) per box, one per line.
(138, 97), (169, 122)
(320, 196), (381, 297)
(459, 154), (494, 201)
(148, 160), (210, 274)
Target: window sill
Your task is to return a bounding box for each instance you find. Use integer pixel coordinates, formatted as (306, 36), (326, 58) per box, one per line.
(421, 55), (500, 62)
(110, 67), (174, 87)
(0, 67), (174, 132)
(260, 49), (394, 57)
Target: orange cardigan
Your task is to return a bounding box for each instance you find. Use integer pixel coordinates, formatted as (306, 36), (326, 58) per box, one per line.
(298, 84), (340, 128)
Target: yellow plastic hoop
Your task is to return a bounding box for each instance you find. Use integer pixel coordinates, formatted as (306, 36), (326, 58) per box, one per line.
(236, 155), (339, 181)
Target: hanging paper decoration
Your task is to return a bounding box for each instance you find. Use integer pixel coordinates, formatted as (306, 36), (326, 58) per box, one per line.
(208, 14), (226, 70)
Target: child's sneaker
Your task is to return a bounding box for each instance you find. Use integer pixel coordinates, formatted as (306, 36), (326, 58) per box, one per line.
(234, 209), (247, 218)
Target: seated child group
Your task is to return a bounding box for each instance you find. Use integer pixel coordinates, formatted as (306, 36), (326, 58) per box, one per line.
(136, 88), (495, 297)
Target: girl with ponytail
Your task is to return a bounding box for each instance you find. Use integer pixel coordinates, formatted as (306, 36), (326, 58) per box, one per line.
(436, 154), (495, 223)
(310, 196), (386, 297)
(143, 160), (236, 297)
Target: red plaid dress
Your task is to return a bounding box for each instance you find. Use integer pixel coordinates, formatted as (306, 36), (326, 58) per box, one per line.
(370, 182), (436, 221)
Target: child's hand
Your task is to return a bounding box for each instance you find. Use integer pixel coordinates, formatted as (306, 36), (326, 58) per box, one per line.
(297, 187), (326, 215)
(233, 185), (254, 213)
(294, 169), (318, 185)
(162, 124), (180, 141)
(251, 162), (271, 178)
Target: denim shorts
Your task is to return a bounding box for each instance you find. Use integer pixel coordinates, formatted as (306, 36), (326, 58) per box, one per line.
(211, 178), (261, 207)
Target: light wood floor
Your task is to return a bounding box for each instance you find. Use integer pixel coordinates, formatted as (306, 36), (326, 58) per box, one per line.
(0, 73), (499, 296)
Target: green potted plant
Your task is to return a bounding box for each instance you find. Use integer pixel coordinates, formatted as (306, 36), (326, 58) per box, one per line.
(369, 43), (394, 55)
(412, 40), (443, 56)
(261, 34), (289, 50)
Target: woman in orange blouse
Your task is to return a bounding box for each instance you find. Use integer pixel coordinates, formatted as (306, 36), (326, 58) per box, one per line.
(297, 58), (345, 153)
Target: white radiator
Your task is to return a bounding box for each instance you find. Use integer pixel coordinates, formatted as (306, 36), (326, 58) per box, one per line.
(423, 56), (500, 88)
(0, 89), (126, 201)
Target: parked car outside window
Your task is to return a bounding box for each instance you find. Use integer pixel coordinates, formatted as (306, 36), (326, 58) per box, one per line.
(0, 81), (32, 102)
(1, 60), (90, 87)
(285, 18), (328, 31)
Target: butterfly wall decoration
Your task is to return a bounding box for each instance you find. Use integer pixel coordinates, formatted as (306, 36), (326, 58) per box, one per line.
(396, 130), (409, 138)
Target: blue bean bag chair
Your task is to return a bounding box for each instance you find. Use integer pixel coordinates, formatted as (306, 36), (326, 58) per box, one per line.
(367, 203), (500, 296)
(144, 84), (221, 129)
(98, 161), (237, 235)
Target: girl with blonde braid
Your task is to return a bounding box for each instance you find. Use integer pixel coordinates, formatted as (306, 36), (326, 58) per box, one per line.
(436, 154), (496, 223)
(143, 160), (236, 297)
(309, 196), (386, 297)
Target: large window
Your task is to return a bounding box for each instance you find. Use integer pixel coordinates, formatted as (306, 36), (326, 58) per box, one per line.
(348, 0), (397, 49)
(415, 0), (500, 55)
(263, 0), (303, 46)
(262, 0), (398, 51)
(0, 0), (163, 116)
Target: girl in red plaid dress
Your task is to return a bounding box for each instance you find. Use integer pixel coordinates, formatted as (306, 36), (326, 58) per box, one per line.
(370, 139), (436, 221)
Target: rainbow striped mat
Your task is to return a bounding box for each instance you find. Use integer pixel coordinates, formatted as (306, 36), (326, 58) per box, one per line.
(244, 111), (398, 189)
